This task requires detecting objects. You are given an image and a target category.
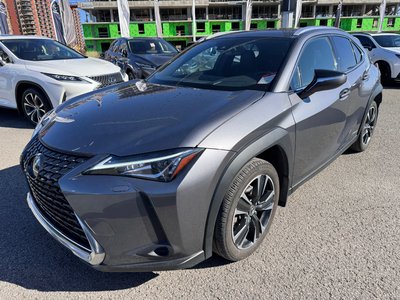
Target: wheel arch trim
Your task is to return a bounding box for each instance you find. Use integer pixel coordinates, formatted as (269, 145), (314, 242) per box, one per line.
(203, 127), (294, 259)
(15, 80), (53, 113)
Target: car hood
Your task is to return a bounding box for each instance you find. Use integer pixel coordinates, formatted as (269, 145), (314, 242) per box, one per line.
(383, 47), (400, 54)
(39, 81), (265, 157)
(24, 57), (121, 77)
(133, 53), (176, 67)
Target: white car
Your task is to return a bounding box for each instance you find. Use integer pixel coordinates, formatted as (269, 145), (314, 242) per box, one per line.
(353, 33), (400, 83)
(0, 35), (128, 124)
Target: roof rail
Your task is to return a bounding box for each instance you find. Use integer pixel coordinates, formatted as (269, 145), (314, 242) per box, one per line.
(293, 26), (341, 36)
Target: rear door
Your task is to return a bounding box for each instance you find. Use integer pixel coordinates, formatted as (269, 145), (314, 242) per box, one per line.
(290, 36), (351, 186)
(331, 36), (371, 144)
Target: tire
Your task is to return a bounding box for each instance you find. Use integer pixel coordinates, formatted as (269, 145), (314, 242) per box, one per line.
(21, 87), (52, 126)
(127, 70), (135, 80)
(213, 158), (280, 261)
(377, 61), (392, 85)
(350, 100), (378, 153)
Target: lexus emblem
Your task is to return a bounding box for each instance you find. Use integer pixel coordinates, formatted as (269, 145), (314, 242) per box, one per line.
(28, 154), (43, 179)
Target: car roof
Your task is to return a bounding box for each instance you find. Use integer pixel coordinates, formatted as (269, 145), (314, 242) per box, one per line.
(371, 33), (400, 36)
(0, 35), (52, 40)
(208, 27), (347, 40)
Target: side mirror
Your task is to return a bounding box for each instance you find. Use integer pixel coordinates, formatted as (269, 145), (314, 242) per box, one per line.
(298, 69), (347, 99)
(363, 45), (373, 51)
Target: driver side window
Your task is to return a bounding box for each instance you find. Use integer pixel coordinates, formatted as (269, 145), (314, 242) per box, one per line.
(291, 37), (337, 91)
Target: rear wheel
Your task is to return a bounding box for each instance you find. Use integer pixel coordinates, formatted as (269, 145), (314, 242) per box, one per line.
(377, 61), (392, 84)
(21, 87), (51, 126)
(350, 100), (378, 152)
(213, 158), (279, 261)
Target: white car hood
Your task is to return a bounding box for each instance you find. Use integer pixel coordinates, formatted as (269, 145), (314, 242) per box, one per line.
(382, 47), (400, 55)
(24, 57), (121, 77)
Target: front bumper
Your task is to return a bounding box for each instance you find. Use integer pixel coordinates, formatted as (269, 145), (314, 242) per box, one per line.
(26, 192), (105, 265)
(22, 139), (233, 271)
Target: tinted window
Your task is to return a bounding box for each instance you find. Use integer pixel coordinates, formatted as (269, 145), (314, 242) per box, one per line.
(373, 35), (400, 48)
(112, 40), (121, 52)
(291, 37), (337, 90)
(148, 37), (293, 91)
(354, 35), (375, 49)
(0, 39), (84, 61)
(331, 36), (357, 72)
(128, 39), (177, 55)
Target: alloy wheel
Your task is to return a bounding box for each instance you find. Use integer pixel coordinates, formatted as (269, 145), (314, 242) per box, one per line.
(362, 105), (377, 146)
(232, 174), (275, 250)
(23, 92), (46, 124)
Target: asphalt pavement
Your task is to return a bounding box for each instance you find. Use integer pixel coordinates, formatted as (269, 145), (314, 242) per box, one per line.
(0, 85), (399, 299)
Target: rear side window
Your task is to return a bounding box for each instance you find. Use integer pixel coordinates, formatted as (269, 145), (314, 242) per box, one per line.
(291, 37), (337, 90)
(351, 42), (363, 64)
(112, 40), (121, 52)
(332, 36), (357, 72)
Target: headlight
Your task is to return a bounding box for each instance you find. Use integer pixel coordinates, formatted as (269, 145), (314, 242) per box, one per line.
(31, 109), (56, 137)
(43, 73), (83, 82)
(135, 62), (156, 70)
(85, 148), (203, 182)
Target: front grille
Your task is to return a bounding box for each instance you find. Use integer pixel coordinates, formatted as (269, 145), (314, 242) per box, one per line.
(21, 137), (91, 250)
(89, 72), (123, 88)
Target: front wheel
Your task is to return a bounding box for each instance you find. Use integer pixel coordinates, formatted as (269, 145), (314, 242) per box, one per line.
(350, 100), (378, 152)
(21, 87), (51, 126)
(213, 158), (280, 261)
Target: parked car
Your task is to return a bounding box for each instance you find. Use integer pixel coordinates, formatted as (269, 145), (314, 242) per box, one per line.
(21, 27), (382, 272)
(353, 32), (400, 82)
(0, 35), (127, 125)
(103, 37), (178, 80)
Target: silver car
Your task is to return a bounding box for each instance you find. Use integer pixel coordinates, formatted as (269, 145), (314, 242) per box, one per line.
(21, 27), (382, 271)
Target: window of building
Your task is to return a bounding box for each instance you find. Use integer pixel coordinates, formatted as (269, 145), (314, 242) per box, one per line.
(208, 6), (241, 20)
(252, 5), (278, 19)
(301, 5), (314, 18)
(299, 22), (308, 27)
(138, 23), (145, 34)
(250, 23), (258, 30)
(319, 19), (328, 26)
(212, 24), (220, 33)
(365, 5), (380, 16)
(195, 8), (206, 20)
(101, 42), (111, 53)
(130, 9), (151, 21)
(113, 10), (119, 22)
(176, 25), (185, 36)
(96, 10), (111, 22)
(386, 5), (397, 16)
(97, 27), (109, 38)
(356, 19), (362, 28)
(373, 18), (378, 27)
(197, 22), (205, 32)
(316, 5), (330, 18)
(387, 18), (395, 27)
(291, 37), (337, 90)
(161, 8), (187, 21)
(267, 21), (275, 28)
(331, 36), (357, 72)
(342, 5), (362, 17)
(232, 22), (240, 30)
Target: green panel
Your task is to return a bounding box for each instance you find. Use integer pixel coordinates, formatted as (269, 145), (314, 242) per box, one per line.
(382, 17), (400, 31)
(339, 18), (354, 31)
(299, 19), (317, 27)
(109, 24), (119, 37)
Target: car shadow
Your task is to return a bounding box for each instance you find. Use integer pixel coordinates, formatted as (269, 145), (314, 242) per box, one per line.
(383, 80), (400, 89)
(0, 108), (33, 129)
(0, 165), (157, 292)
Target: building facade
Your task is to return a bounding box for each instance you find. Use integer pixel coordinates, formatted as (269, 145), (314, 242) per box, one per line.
(78, 0), (400, 53)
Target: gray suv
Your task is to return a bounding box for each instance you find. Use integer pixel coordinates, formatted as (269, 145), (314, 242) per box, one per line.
(21, 27), (382, 272)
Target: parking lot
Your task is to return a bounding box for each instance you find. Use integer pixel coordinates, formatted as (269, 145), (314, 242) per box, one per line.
(0, 85), (399, 299)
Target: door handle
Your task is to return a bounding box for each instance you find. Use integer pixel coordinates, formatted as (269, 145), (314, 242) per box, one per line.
(339, 88), (350, 101)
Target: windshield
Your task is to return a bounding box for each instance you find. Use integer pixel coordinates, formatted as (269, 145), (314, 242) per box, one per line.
(0, 39), (85, 61)
(373, 35), (400, 48)
(147, 37), (292, 91)
(129, 39), (178, 55)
